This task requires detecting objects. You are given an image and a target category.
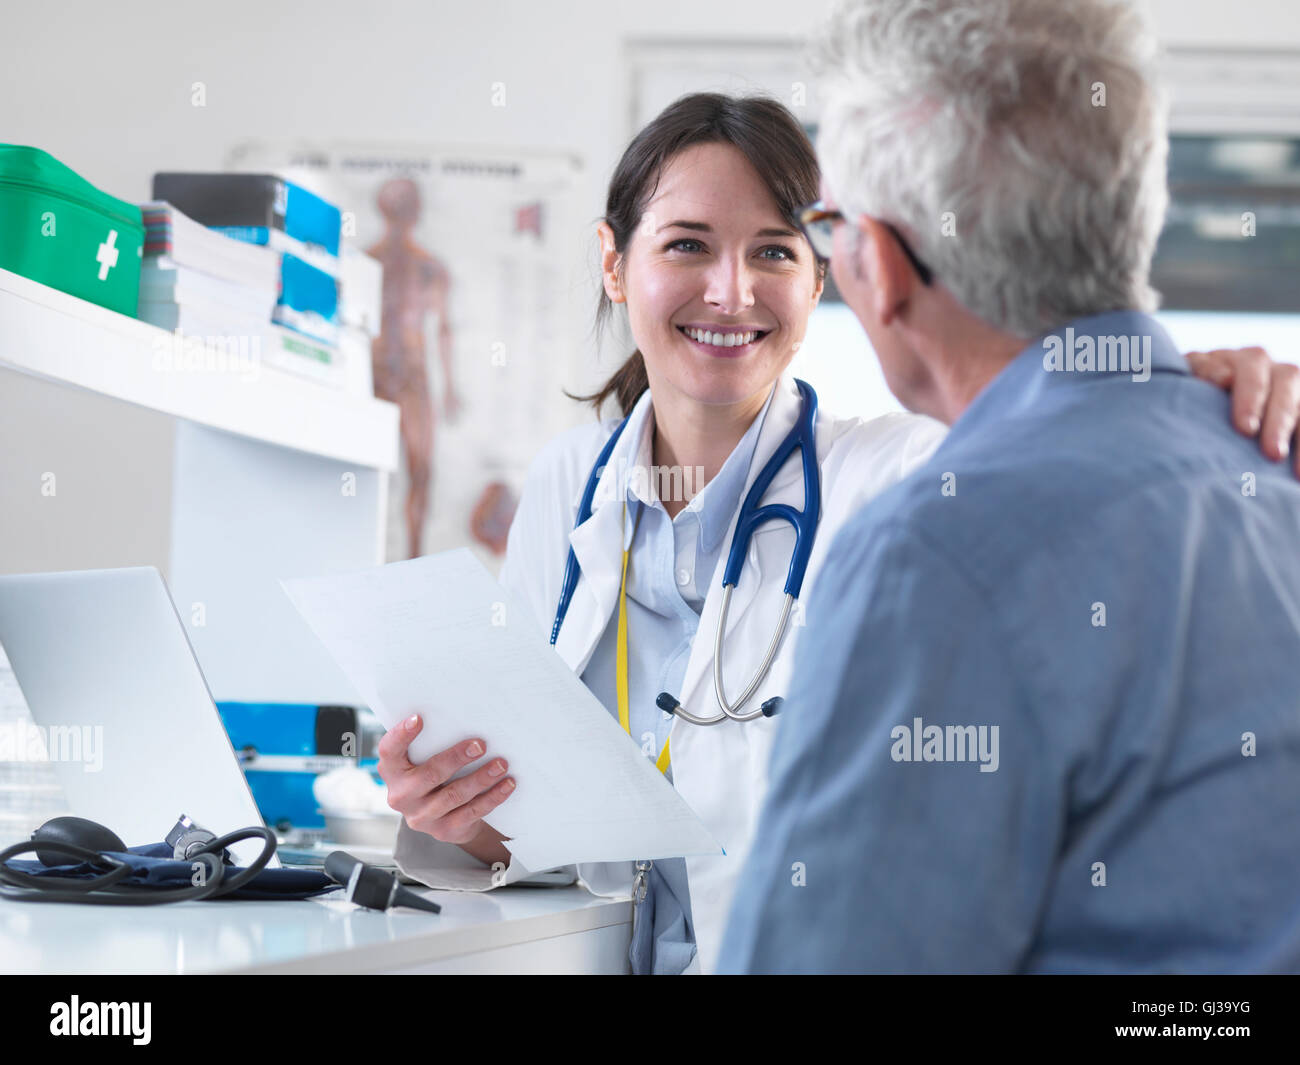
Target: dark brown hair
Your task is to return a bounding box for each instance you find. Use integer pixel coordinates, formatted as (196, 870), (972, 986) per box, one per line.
(571, 92), (825, 417)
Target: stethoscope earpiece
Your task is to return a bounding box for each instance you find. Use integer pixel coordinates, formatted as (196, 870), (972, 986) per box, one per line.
(658, 691), (782, 720)
(656, 692), (680, 716)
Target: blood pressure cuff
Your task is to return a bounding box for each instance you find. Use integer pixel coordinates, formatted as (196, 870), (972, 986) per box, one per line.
(4, 842), (334, 900)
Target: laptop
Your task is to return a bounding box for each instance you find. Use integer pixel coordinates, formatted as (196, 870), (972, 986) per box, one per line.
(0, 567), (277, 868)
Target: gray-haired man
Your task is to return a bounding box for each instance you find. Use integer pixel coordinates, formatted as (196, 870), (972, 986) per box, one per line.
(720, 0), (1300, 973)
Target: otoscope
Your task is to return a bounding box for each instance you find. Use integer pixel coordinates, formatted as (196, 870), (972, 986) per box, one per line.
(323, 851), (442, 915)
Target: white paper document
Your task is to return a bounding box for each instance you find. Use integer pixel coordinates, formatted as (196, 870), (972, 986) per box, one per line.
(281, 550), (722, 871)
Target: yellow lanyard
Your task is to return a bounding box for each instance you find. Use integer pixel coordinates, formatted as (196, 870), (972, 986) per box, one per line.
(618, 502), (671, 774)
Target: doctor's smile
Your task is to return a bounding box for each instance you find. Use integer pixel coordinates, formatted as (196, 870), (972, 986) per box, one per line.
(676, 324), (771, 356)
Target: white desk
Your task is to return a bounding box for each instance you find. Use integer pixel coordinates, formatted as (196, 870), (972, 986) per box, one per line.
(0, 885), (632, 975)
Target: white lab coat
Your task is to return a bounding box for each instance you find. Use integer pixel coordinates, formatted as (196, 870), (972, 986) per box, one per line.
(394, 372), (946, 973)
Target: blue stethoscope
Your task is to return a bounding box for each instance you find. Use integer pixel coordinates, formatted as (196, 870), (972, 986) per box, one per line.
(550, 379), (821, 725)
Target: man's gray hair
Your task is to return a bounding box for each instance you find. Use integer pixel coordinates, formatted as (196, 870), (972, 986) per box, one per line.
(813, 0), (1169, 338)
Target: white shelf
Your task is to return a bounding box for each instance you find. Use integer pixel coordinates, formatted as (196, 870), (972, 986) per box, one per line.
(0, 266), (399, 472)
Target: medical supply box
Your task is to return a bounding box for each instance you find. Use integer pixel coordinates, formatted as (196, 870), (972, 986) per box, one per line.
(217, 702), (381, 830)
(151, 172), (342, 256)
(0, 144), (144, 316)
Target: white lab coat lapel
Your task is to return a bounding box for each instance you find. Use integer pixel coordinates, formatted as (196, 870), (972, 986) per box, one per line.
(551, 389), (656, 676)
(551, 374), (820, 967)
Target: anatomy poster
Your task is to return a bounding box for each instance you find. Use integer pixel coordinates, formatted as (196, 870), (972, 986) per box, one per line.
(227, 141), (585, 566)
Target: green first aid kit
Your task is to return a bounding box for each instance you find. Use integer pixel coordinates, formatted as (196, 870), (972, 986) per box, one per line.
(0, 144), (144, 316)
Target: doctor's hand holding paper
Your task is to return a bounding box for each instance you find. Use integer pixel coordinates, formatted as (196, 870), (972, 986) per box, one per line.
(379, 91), (1300, 977)
(378, 720), (512, 864)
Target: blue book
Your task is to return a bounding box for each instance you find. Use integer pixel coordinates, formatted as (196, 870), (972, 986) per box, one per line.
(152, 172), (342, 256)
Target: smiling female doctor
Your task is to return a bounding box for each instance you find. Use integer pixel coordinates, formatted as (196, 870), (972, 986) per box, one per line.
(378, 93), (1300, 975)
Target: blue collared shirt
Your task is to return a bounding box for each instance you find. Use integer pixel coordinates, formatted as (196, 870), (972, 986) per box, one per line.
(720, 310), (1300, 973)
(581, 384), (775, 975)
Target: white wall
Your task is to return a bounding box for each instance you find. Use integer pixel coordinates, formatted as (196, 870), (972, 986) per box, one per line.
(4, 0), (1295, 203)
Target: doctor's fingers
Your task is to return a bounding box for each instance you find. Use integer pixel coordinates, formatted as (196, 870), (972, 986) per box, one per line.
(376, 716), (482, 778)
(376, 714), (431, 771)
(380, 740), (490, 810)
(1258, 363), (1300, 468)
(1186, 348), (1300, 465)
(1192, 346), (1273, 436)
(420, 758), (514, 822)
(406, 773), (517, 843)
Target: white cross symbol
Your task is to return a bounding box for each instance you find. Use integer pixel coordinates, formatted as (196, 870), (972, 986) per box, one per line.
(96, 230), (120, 281)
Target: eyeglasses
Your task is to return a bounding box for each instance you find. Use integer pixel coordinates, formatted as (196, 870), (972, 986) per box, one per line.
(796, 200), (935, 286)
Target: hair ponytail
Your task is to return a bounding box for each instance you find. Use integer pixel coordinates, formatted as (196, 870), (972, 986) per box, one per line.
(604, 351), (649, 418)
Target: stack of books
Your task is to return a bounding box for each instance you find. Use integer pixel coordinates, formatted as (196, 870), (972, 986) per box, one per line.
(138, 203), (280, 345)
(149, 173), (381, 391)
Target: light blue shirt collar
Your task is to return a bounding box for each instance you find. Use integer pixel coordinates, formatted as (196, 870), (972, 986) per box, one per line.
(938, 310), (1188, 458)
(621, 382), (777, 552)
